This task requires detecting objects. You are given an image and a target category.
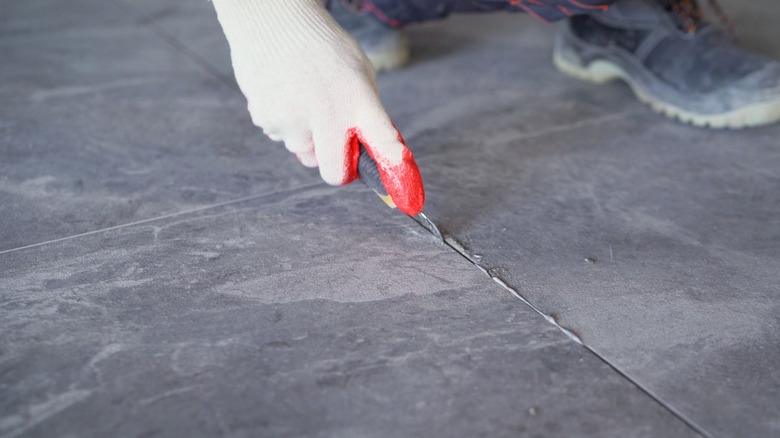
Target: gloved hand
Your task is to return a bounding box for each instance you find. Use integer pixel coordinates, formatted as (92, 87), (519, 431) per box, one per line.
(212, 0), (425, 215)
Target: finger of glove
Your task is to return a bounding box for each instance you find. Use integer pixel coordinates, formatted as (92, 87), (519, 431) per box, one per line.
(283, 132), (319, 168)
(281, 131), (315, 155)
(311, 123), (360, 186)
(353, 107), (425, 216)
(295, 151), (318, 168)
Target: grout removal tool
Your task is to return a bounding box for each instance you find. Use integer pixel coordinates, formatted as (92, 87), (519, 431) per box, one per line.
(357, 145), (443, 242)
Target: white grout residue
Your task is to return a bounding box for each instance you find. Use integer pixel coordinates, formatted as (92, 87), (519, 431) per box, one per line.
(437, 228), (709, 437)
(443, 235), (584, 345)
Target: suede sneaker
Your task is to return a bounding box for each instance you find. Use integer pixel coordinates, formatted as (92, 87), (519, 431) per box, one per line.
(553, 0), (780, 128)
(328, 0), (410, 72)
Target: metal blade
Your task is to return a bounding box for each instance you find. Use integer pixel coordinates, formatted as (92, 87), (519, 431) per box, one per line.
(411, 211), (443, 242)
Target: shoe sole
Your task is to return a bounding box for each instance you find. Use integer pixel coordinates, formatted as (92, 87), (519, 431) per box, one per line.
(553, 37), (780, 129)
(366, 45), (410, 72)
(363, 31), (411, 73)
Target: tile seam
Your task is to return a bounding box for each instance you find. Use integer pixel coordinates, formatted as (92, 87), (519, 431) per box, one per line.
(416, 224), (713, 438)
(114, 1), (242, 95)
(482, 109), (644, 148)
(0, 183), (324, 257)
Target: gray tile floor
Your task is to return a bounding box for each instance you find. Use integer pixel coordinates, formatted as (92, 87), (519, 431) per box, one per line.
(2, 1), (778, 437)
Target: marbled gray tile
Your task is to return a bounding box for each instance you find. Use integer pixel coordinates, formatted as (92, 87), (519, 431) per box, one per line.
(1, 186), (696, 438)
(117, 0), (235, 82)
(371, 9), (780, 438)
(0, 0), (316, 251)
(417, 109), (780, 436)
(3, 0), (779, 436)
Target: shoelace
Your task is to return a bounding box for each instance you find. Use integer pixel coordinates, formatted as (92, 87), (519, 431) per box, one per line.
(669, 0), (737, 37)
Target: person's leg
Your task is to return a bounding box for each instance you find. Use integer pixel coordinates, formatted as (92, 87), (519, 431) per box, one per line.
(331, 0), (780, 128)
(352, 0), (618, 25)
(329, 0), (618, 71)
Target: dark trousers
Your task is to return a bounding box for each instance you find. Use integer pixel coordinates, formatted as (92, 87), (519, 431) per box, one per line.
(352, 0), (619, 26)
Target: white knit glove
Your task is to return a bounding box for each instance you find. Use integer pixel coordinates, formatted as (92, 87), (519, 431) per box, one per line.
(213, 0), (425, 215)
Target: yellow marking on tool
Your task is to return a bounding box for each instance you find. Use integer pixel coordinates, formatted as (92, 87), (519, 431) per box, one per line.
(377, 193), (397, 209)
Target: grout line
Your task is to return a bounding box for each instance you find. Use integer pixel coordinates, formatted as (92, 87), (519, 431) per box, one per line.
(421, 223), (712, 438)
(582, 343), (712, 438)
(145, 20), (242, 95)
(115, 1), (242, 95)
(0, 183), (324, 256)
(482, 109), (643, 148)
